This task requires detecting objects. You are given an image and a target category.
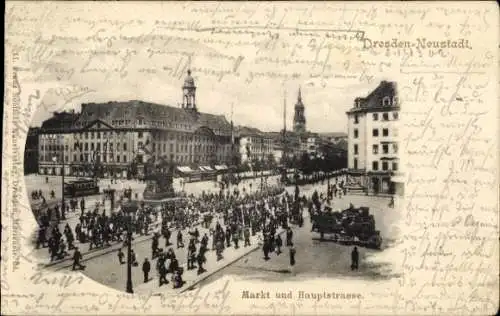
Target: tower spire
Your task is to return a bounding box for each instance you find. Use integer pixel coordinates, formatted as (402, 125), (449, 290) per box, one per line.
(298, 86), (302, 101)
(230, 102), (234, 147)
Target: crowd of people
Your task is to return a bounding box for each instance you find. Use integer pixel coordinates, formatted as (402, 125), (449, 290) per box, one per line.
(33, 179), (302, 286)
(32, 172), (376, 290)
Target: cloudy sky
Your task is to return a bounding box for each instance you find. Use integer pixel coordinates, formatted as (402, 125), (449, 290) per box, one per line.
(15, 2), (390, 133)
(30, 75), (378, 133)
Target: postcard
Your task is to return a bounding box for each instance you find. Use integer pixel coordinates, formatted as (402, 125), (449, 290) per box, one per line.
(2, 1), (499, 315)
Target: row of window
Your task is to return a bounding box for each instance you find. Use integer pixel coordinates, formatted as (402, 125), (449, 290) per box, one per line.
(352, 159), (398, 171)
(354, 111), (399, 124)
(353, 143), (399, 155)
(372, 161), (398, 171)
(72, 130), (215, 144)
(354, 128), (398, 138)
(41, 152), (217, 164)
(41, 144), (68, 151)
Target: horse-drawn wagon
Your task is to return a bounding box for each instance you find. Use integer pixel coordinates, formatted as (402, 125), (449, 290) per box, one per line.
(311, 206), (382, 249)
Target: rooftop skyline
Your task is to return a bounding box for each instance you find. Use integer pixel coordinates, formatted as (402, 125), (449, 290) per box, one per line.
(30, 72), (386, 133)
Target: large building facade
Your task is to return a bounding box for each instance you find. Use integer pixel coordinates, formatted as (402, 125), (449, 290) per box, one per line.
(346, 81), (403, 195)
(237, 126), (273, 164)
(38, 70), (233, 178)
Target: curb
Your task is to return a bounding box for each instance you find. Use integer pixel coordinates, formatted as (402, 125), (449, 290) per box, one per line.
(48, 219), (203, 271)
(179, 226), (288, 293)
(179, 241), (261, 293)
(51, 234), (154, 272)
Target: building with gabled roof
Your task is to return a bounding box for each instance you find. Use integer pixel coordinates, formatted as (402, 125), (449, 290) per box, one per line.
(346, 80), (403, 195)
(37, 70), (234, 178)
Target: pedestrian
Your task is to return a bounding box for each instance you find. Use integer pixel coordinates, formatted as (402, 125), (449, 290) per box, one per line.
(289, 243), (296, 267)
(351, 246), (359, 271)
(286, 227), (293, 246)
(243, 227), (251, 247)
(159, 261), (168, 286)
(142, 258), (151, 283)
(152, 233), (159, 258)
(389, 196), (395, 208)
(197, 250), (206, 275)
(263, 236), (270, 260)
(225, 227), (231, 248)
(275, 234), (282, 255)
(177, 230), (184, 248)
(72, 247), (85, 271)
(117, 248), (125, 264)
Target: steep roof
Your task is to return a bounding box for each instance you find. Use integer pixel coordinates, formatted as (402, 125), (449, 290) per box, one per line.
(347, 81), (399, 113)
(236, 125), (265, 137)
(40, 111), (80, 132)
(73, 100), (231, 136)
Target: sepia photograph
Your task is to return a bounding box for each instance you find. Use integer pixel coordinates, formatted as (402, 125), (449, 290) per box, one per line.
(4, 2), (498, 315)
(25, 67), (403, 294)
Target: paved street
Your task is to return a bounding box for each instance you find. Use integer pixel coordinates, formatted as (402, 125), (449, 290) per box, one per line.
(27, 174), (281, 266)
(196, 192), (401, 288)
(27, 172), (401, 293)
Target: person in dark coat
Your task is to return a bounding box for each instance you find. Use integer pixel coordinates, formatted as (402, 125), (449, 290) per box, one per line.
(275, 234), (282, 255)
(117, 248), (125, 264)
(289, 244), (296, 266)
(152, 234), (159, 258)
(243, 227), (251, 247)
(225, 228), (231, 248)
(351, 246), (359, 270)
(142, 258), (151, 282)
(159, 261), (168, 286)
(177, 230), (184, 248)
(72, 247), (85, 270)
(263, 235), (270, 260)
(197, 250), (206, 275)
(286, 227), (293, 246)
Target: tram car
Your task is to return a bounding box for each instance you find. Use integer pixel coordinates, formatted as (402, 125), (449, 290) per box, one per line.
(63, 178), (99, 198)
(311, 206), (382, 249)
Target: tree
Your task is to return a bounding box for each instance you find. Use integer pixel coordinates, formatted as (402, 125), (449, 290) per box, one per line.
(266, 152), (276, 169)
(299, 152), (312, 176)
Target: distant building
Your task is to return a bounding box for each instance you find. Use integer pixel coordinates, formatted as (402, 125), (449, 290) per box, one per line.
(38, 111), (80, 176)
(24, 127), (40, 174)
(37, 70), (233, 178)
(346, 80), (403, 195)
(293, 87), (306, 134)
(317, 132), (348, 148)
(237, 126), (273, 164)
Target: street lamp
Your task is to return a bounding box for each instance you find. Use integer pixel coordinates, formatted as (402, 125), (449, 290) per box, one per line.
(121, 200), (138, 294)
(52, 136), (65, 220)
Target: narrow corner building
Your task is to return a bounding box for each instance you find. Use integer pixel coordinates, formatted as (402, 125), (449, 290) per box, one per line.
(346, 80), (404, 195)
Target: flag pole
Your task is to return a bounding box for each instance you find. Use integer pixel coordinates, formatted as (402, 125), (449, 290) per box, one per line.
(62, 134), (65, 218)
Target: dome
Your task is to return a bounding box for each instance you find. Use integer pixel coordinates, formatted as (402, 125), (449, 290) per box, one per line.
(183, 69), (196, 88)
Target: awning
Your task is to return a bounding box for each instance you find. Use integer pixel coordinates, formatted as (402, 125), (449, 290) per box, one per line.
(177, 166), (194, 173)
(214, 165), (225, 170)
(204, 166), (213, 171)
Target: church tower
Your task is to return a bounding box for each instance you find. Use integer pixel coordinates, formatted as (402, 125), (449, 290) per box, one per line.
(182, 69), (197, 111)
(293, 87), (306, 133)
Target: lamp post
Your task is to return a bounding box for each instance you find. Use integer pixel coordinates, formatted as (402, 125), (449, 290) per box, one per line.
(52, 134), (65, 220)
(260, 138), (264, 192)
(122, 201), (138, 294)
